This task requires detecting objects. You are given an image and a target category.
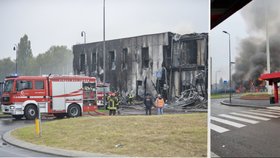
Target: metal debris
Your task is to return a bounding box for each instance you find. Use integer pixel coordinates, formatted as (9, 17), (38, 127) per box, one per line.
(115, 144), (124, 148)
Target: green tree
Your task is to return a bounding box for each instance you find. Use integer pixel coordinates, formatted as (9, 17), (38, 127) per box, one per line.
(34, 46), (73, 75)
(0, 58), (15, 81)
(16, 34), (33, 75)
(0, 34), (73, 79)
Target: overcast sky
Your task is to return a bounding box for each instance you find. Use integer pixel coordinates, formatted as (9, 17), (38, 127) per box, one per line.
(0, 0), (208, 60)
(210, 3), (250, 84)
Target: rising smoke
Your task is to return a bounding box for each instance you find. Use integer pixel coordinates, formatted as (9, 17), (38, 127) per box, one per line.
(233, 0), (280, 88)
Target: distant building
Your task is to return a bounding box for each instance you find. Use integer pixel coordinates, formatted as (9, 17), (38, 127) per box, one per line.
(73, 32), (208, 100)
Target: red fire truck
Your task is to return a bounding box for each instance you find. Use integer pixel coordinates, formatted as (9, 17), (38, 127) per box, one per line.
(96, 83), (112, 106)
(1, 75), (97, 120)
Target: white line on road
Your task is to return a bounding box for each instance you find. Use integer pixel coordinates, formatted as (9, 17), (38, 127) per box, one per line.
(211, 152), (220, 158)
(230, 112), (270, 121)
(241, 111), (279, 118)
(250, 110), (280, 115)
(267, 107), (280, 111)
(211, 116), (246, 128)
(219, 114), (259, 124)
(210, 123), (229, 133)
(258, 108), (280, 113)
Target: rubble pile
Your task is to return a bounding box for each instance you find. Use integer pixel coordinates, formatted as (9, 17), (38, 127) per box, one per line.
(170, 87), (207, 110)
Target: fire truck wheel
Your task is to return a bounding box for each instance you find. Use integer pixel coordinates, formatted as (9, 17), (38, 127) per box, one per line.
(12, 115), (23, 120)
(24, 104), (37, 120)
(67, 104), (81, 117)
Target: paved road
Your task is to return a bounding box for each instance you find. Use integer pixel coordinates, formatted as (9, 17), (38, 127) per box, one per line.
(0, 117), (54, 157)
(211, 99), (280, 157)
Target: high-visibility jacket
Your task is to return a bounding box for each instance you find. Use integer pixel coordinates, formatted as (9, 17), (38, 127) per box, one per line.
(108, 97), (117, 110)
(155, 98), (164, 108)
(116, 97), (120, 106)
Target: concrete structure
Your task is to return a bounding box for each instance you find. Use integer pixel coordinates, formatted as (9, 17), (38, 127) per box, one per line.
(73, 32), (208, 100)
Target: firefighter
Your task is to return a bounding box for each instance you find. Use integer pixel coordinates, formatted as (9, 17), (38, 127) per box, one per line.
(115, 91), (121, 115)
(155, 94), (165, 115)
(127, 93), (133, 105)
(105, 93), (110, 110)
(108, 93), (118, 115)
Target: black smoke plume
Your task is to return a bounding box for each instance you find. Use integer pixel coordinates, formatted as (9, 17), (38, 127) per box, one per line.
(233, 0), (280, 89)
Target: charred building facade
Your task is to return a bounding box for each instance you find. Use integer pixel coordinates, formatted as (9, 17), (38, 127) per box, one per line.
(73, 32), (208, 100)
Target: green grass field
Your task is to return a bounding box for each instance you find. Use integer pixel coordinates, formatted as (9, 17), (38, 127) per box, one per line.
(12, 114), (207, 157)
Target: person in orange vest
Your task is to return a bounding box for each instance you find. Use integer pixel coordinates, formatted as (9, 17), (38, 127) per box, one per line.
(155, 94), (165, 115)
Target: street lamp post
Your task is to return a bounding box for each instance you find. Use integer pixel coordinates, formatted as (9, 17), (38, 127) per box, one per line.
(215, 70), (221, 93)
(81, 31), (87, 75)
(223, 31), (232, 103)
(13, 44), (17, 75)
(81, 31), (86, 44)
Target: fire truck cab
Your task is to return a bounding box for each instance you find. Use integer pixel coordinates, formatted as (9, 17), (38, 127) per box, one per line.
(96, 83), (112, 106)
(1, 75), (97, 120)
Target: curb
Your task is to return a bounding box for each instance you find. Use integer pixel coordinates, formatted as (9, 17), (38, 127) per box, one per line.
(0, 115), (12, 119)
(220, 100), (271, 109)
(3, 128), (120, 157)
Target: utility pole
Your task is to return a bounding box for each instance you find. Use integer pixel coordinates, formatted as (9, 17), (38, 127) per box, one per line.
(215, 70), (221, 93)
(265, 2), (271, 94)
(103, 0), (106, 109)
(13, 44), (17, 75)
(81, 31), (87, 75)
(210, 57), (212, 93)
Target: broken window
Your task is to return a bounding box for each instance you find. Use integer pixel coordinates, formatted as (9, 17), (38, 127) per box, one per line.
(142, 47), (149, 68)
(184, 40), (197, 64)
(122, 48), (128, 70)
(109, 50), (116, 70)
(163, 45), (171, 67)
(92, 52), (97, 73)
(80, 54), (86, 73)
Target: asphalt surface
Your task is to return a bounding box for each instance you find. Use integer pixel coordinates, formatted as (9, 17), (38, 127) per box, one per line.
(0, 117), (54, 157)
(222, 98), (280, 108)
(211, 98), (280, 157)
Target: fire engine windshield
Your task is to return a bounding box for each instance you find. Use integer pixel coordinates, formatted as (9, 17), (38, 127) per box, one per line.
(4, 80), (14, 92)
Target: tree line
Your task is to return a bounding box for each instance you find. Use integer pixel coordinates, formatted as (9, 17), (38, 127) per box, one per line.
(0, 34), (73, 81)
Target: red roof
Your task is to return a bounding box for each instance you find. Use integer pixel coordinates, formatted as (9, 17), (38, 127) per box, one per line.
(260, 72), (280, 81)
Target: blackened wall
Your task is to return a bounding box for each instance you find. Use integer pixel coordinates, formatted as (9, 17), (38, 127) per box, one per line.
(73, 32), (208, 99)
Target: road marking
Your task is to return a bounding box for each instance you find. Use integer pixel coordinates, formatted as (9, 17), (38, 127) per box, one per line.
(258, 108), (280, 112)
(211, 152), (220, 157)
(211, 116), (246, 128)
(241, 111), (279, 118)
(219, 114), (259, 124)
(210, 123), (229, 133)
(250, 109), (280, 115)
(267, 107), (280, 110)
(230, 112), (270, 121)
(259, 108), (280, 113)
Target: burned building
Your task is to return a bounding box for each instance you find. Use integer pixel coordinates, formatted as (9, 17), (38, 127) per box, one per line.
(73, 32), (208, 100)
